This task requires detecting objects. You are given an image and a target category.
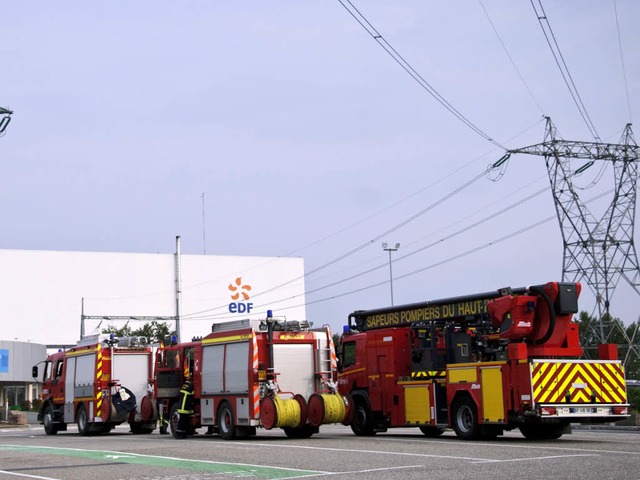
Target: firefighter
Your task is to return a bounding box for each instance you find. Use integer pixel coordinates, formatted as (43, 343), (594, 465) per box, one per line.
(175, 374), (195, 435)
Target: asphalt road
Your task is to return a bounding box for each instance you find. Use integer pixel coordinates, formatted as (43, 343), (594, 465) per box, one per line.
(0, 424), (638, 480)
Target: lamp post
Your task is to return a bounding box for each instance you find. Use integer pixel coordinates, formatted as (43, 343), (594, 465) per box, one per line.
(382, 242), (400, 305)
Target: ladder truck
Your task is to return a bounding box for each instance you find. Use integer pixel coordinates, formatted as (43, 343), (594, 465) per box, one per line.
(337, 281), (629, 440)
(154, 313), (352, 440)
(34, 334), (158, 435)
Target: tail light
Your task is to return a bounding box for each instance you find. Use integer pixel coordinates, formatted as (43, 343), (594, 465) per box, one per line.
(613, 406), (628, 415)
(540, 406), (557, 416)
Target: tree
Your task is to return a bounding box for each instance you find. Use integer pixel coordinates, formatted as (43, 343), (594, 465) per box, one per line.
(575, 311), (640, 380)
(102, 320), (174, 345)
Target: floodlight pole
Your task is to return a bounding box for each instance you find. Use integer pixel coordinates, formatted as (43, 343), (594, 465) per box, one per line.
(382, 242), (400, 306)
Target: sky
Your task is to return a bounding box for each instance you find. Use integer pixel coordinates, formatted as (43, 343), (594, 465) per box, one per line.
(1, 1), (639, 337)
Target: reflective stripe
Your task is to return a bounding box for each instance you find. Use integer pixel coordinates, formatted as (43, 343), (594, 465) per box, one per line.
(178, 389), (194, 414)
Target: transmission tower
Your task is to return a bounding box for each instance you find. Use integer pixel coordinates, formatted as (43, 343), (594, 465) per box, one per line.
(505, 117), (639, 343)
(0, 107), (12, 136)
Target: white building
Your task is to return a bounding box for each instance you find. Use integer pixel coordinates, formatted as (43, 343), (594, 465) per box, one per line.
(0, 245), (307, 347)
(0, 340), (46, 419)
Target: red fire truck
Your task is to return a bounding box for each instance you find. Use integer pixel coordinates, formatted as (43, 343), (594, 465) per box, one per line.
(154, 314), (352, 439)
(34, 334), (157, 435)
(337, 281), (629, 440)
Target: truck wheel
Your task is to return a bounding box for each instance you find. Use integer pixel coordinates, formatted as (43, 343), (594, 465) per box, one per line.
(283, 425), (315, 439)
(76, 404), (91, 436)
(350, 402), (375, 436)
(43, 406), (58, 435)
(169, 403), (186, 439)
(130, 422), (154, 434)
(218, 402), (236, 440)
(519, 424), (565, 440)
(419, 426), (444, 437)
(452, 397), (481, 440)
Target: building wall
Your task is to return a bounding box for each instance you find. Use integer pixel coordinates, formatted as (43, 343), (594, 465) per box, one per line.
(0, 341), (46, 382)
(0, 248), (306, 346)
(0, 340), (46, 415)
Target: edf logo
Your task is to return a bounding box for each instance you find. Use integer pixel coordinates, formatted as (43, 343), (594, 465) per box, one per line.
(228, 277), (253, 314)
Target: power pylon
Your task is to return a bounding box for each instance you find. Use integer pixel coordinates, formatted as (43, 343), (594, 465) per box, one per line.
(0, 107), (12, 135)
(505, 117), (639, 343)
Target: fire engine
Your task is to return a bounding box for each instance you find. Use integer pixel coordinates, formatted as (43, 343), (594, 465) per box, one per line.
(33, 334), (158, 435)
(337, 281), (629, 440)
(154, 313), (352, 439)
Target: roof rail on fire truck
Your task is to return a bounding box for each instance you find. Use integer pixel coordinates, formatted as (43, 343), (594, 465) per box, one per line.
(211, 318), (312, 334)
(76, 334), (148, 348)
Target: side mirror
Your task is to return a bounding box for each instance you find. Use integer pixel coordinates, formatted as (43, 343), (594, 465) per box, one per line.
(32, 365), (38, 378)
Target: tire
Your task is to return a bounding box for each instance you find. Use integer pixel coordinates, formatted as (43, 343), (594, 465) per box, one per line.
(218, 401), (236, 440)
(519, 424), (565, 440)
(419, 426), (444, 437)
(43, 405), (58, 435)
(350, 402), (376, 437)
(76, 404), (91, 436)
(451, 397), (481, 440)
(101, 425), (113, 434)
(169, 403), (186, 439)
(130, 422), (154, 434)
(283, 425), (315, 439)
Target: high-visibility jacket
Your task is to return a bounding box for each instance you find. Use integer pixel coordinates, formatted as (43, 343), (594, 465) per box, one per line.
(177, 380), (194, 414)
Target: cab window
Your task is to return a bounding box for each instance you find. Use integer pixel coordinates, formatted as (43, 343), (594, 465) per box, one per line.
(55, 361), (63, 378)
(164, 350), (179, 368)
(342, 341), (357, 369)
(43, 361), (52, 381)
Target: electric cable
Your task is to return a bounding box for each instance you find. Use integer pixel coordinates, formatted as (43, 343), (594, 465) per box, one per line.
(338, 0), (506, 150)
(180, 166), (493, 319)
(183, 188), (613, 320)
(530, 0), (600, 141)
(479, 0), (545, 116)
(613, 0), (633, 122)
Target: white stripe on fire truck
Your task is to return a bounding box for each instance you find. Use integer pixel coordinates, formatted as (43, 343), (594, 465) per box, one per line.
(252, 334), (260, 415)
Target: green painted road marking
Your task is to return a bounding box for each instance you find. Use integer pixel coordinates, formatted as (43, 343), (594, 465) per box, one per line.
(0, 445), (327, 479)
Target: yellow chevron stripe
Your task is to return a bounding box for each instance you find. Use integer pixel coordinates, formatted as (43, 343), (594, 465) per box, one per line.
(532, 361), (627, 404)
(555, 363), (575, 402)
(96, 349), (103, 381)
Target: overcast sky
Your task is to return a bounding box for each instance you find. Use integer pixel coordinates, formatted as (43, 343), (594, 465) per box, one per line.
(2, 1), (639, 336)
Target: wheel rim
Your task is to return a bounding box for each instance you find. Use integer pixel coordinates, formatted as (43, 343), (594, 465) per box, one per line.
(78, 409), (86, 431)
(44, 411), (53, 430)
(170, 412), (180, 432)
(220, 409), (231, 434)
(457, 405), (473, 433)
(354, 407), (367, 429)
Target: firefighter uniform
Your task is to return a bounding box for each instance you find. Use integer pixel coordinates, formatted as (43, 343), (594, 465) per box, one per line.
(158, 400), (169, 434)
(176, 379), (194, 434)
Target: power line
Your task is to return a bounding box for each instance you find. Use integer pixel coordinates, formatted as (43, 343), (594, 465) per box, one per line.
(82, 119), (545, 306)
(613, 0), (633, 122)
(183, 183), (576, 321)
(180, 165), (494, 319)
(183, 213), (557, 320)
(529, 0), (600, 140)
(478, 0), (545, 116)
(304, 185), (550, 296)
(338, 0), (506, 150)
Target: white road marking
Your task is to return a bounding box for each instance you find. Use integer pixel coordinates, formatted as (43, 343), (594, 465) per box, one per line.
(471, 454), (599, 464)
(234, 441), (490, 462)
(0, 470), (60, 480)
(339, 465), (424, 474)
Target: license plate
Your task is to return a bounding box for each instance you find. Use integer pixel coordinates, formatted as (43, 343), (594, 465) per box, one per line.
(570, 407), (595, 414)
